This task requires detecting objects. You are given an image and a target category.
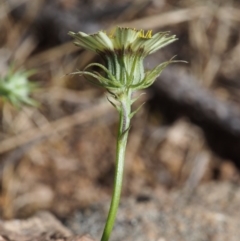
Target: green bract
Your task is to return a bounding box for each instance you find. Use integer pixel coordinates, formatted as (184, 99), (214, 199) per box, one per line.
(69, 27), (177, 95)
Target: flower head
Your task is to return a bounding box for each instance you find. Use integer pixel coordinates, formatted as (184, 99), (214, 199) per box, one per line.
(69, 27), (178, 95)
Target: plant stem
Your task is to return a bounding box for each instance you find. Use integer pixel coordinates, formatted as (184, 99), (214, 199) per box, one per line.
(101, 91), (132, 241)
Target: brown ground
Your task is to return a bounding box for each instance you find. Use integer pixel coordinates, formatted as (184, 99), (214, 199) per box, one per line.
(1, 0), (240, 240)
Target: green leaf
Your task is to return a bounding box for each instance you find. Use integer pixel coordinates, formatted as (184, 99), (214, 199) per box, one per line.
(107, 96), (121, 112)
(129, 102), (145, 119)
(131, 92), (145, 104)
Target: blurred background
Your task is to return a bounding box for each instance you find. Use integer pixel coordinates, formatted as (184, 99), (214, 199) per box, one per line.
(1, 0), (240, 239)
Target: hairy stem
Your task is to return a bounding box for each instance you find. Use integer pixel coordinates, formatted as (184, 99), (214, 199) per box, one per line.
(101, 91), (132, 241)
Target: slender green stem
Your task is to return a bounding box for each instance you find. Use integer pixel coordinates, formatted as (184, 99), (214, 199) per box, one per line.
(101, 91), (132, 241)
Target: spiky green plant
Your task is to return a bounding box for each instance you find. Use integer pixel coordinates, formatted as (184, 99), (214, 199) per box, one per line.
(0, 67), (37, 107)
